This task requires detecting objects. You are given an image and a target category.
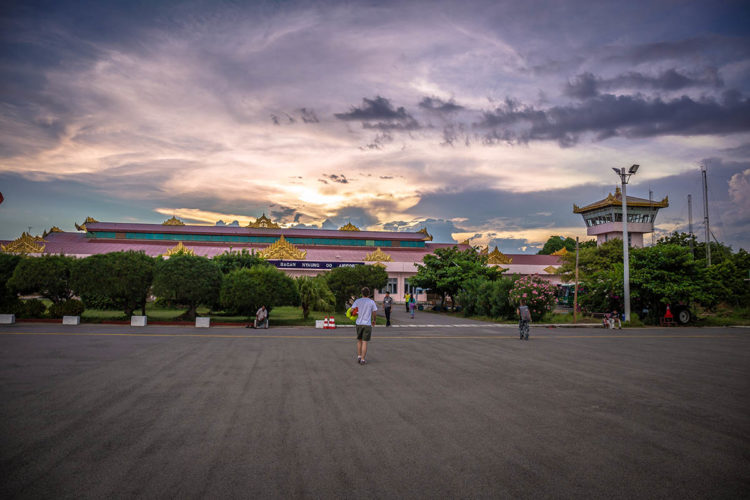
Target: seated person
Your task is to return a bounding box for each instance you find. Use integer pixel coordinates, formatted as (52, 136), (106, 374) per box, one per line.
(602, 312), (611, 328)
(253, 305), (268, 329)
(609, 309), (622, 329)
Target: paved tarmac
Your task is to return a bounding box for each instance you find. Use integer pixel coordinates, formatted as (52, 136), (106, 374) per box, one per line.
(1, 319), (748, 499)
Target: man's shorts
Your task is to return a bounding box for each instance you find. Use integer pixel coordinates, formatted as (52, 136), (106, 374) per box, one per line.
(356, 324), (372, 341)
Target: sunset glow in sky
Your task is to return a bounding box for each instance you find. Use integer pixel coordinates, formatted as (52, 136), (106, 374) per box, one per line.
(1, 0), (749, 252)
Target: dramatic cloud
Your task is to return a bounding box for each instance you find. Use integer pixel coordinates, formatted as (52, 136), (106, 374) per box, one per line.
(335, 96), (420, 131)
(565, 69), (724, 99)
(418, 97), (464, 113)
(478, 93), (750, 146)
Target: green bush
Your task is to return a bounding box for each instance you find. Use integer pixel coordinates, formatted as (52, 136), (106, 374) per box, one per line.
(220, 266), (298, 316)
(48, 299), (85, 318)
(508, 275), (558, 321)
(457, 276), (517, 319)
(153, 254), (222, 320)
(7, 255), (76, 304)
(14, 299), (47, 318)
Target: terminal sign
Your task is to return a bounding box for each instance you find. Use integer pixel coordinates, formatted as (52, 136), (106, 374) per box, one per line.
(267, 260), (364, 269)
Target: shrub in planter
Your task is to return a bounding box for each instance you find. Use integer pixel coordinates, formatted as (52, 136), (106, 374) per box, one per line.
(508, 275), (558, 321)
(15, 299), (47, 318)
(48, 299), (85, 318)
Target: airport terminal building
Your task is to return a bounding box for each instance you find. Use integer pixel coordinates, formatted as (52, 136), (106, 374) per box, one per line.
(1, 215), (563, 302)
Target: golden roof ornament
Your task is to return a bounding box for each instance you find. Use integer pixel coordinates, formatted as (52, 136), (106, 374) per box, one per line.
(551, 247), (568, 256)
(418, 227), (433, 241)
(480, 246), (489, 255)
(247, 213), (280, 229)
(162, 216), (185, 226)
(339, 222), (361, 231)
(42, 226), (63, 238)
(75, 216), (99, 232)
(544, 266), (559, 274)
(487, 246), (512, 265)
(162, 241), (195, 256)
(1, 232), (46, 254)
(364, 247), (393, 262)
(459, 239), (471, 245)
(258, 235), (306, 260)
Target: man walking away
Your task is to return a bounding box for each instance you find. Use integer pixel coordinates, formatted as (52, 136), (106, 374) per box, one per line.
(517, 299), (531, 340)
(352, 287), (377, 365)
(383, 292), (393, 327)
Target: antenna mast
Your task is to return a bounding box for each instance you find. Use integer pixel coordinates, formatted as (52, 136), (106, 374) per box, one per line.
(701, 165), (710, 266)
(688, 194), (694, 257)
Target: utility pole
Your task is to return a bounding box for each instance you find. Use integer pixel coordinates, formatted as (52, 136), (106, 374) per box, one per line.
(688, 194), (694, 257)
(574, 237), (580, 324)
(701, 165), (711, 266)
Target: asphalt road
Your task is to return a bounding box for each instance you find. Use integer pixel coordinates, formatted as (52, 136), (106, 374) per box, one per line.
(1, 321), (748, 499)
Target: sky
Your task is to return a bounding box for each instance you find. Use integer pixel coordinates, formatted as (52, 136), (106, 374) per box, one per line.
(1, 0), (749, 253)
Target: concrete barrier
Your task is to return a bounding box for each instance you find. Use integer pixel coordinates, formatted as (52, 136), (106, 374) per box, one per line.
(0, 314), (15, 325)
(131, 315), (147, 327)
(62, 316), (80, 325)
(195, 317), (210, 328)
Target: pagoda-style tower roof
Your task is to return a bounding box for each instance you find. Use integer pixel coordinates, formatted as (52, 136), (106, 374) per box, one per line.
(573, 187), (668, 213)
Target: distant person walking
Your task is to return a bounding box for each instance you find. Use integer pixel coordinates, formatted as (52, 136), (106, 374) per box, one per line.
(352, 287), (378, 365)
(383, 291), (393, 327)
(409, 295), (416, 319)
(517, 299), (531, 340)
(404, 292), (411, 312)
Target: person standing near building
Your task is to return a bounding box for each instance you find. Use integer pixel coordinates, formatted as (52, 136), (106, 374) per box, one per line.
(409, 294), (416, 319)
(404, 292), (411, 312)
(383, 291), (393, 327)
(352, 287), (378, 365)
(517, 299), (531, 340)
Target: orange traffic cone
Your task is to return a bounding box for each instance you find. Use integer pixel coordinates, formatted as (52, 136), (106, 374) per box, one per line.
(329, 316), (336, 329)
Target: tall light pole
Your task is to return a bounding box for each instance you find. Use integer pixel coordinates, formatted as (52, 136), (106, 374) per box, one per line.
(612, 164), (639, 322)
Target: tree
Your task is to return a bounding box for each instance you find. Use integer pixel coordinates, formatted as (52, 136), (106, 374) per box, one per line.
(72, 251), (155, 316)
(326, 264), (388, 311)
(8, 255), (76, 304)
(152, 254), (222, 319)
(456, 275), (517, 319)
(410, 246), (502, 310)
(213, 249), (269, 274)
(656, 231), (733, 265)
(296, 275), (335, 319)
(537, 236), (596, 255)
(220, 266), (299, 316)
(0, 253), (21, 310)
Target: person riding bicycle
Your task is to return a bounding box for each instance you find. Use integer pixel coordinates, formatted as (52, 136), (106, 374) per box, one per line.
(517, 299), (531, 340)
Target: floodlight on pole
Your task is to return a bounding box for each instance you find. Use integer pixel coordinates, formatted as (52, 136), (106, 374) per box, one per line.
(613, 165), (639, 323)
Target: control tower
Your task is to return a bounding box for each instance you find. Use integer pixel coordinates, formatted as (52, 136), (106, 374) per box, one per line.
(573, 187), (668, 247)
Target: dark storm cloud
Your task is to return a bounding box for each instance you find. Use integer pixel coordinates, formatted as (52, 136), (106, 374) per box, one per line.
(335, 96), (419, 131)
(269, 205), (296, 221)
(325, 206), (379, 229)
(565, 69), (724, 99)
(608, 36), (748, 65)
(361, 132), (393, 150)
(478, 92), (750, 146)
(418, 97), (464, 113)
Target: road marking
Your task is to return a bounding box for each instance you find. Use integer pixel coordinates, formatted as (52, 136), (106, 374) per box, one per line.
(0, 331), (743, 340)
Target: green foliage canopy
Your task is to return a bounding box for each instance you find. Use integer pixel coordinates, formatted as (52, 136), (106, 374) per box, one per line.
(326, 264), (388, 311)
(410, 246), (502, 310)
(296, 275), (335, 319)
(152, 254), (222, 319)
(0, 253), (22, 309)
(8, 255), (76, 304)
(214, 249), (269, 274)
(220, 266), (299, 316)
(71, 251), (155, 316)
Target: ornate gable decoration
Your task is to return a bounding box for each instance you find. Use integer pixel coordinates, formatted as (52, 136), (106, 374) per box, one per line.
(258, 235), (306, 260)
(487, 246), (512, 265)
(544, 266), (559, 274)
(42, 226), (63, 238)
(418, 227), (433, 241)
(162, 216), (185, 226)
(339, 222), (360, 231)
(364, 247), (393, 262)
(247, 214), (280, 229)
(551, 247), (568, 256)
(1, 232), (46, 254)
(75, 216), (99, 232)
(162, 241), (195, 256)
